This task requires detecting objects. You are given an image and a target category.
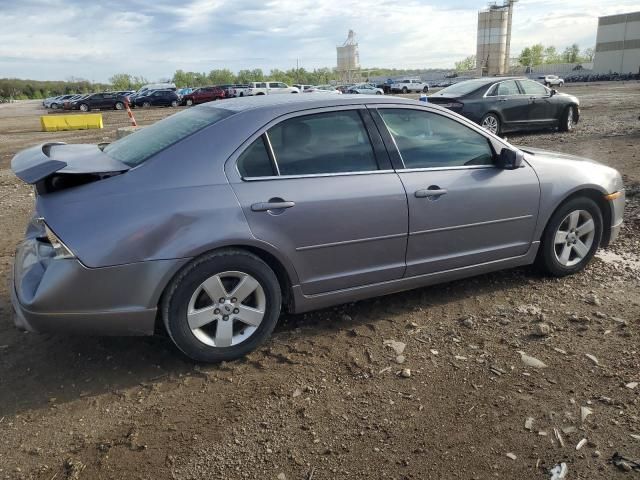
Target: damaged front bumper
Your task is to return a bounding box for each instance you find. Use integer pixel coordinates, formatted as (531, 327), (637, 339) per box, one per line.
(11, 238), (186, 336)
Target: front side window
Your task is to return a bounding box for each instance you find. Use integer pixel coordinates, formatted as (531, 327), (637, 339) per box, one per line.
(267, 110), (378, 176)
(378, 109), (494, 169)
(519, 80), (548, 96)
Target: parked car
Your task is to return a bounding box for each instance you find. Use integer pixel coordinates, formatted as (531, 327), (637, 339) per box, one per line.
(69, 92), (124, 112)
(62, 94), (87, 110)
(538, 75), (565, 87)
(216, 84), (237, 98)
(246, 82), (300, 95)
(133, 89), (180, 108)
(232, 84), (251, 97)
(46, 94), (77, 109)
(347, 83), (384, 95)
(182, 86), (225, 106)
(177, 88), (194, 97)
(427, 77), (580, 135)
(304, 85), (342, 94)
(10, 95), (624, 362)
(390, 79), (430, 93)
(335, 85), (354, 93)
(293, 84), (313, 92)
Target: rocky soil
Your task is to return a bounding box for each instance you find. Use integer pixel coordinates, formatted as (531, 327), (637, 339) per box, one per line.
(0, 83), (639, 479)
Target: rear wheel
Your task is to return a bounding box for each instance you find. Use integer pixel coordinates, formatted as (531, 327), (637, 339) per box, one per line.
(480, 113), (501, 135)
(559, 105), (575, 132)
(143, 101), (151, 108)
(171, 100), (178, 107)
(162, 250), (282, 363)
(537, 197), (602, 277)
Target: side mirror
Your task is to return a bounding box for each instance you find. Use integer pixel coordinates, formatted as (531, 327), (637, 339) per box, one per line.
(497, 148), (524, 170)
(550, 88), (557, 96)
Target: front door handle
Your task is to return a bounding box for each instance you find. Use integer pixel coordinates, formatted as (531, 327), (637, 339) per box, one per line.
(415, 188), (448, 198)
(251, 200), (295, 212)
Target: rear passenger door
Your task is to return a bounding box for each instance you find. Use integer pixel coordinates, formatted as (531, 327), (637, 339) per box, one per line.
(226, 107), (409, 295)
(486, 80), (530, 127)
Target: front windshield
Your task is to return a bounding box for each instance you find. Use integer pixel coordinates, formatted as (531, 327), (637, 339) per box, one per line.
(103, 107), (233, 167)
(436, 80), (493, 95)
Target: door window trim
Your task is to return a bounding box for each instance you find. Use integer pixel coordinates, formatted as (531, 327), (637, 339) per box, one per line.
(231, 106), (393, 181)
(370, 105), (501, 172)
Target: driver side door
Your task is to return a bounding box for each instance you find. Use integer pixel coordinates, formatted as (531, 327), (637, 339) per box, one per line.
(374, 106), (540, 276)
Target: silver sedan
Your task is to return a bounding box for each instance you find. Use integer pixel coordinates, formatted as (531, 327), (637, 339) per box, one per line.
(11, 95), (624, 362)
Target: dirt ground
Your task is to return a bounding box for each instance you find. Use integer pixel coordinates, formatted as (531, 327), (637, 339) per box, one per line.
(0, 84), (639, 480)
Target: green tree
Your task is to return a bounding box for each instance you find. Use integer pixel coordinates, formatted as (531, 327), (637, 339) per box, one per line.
(207, 69), (235, 85)
(519, 43), (544, 66)
(454, 55), (476, 72)
(562, 43), (581, 63)
(582, 47), (595, 62)
(543, 46), (560, 64)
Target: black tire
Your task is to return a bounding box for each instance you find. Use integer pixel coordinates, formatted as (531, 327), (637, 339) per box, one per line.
(422, 87), (429, 93)
(51, 103), (59, 110)
(143, 101), (151, 108)
(402, 87), (408, 94)
(375, 91), (382, 95)
(186, 99), (194, 106)
(256, 92), (265, 95)
(480, 112), (501, 136)
(559, 105), (576, 132)
(115, 101), (124, 110)
(171, 100), (178, 107)
(536, 196), (603, 277)
(79, 103), (89, 112)
(162, 250), (282, 363)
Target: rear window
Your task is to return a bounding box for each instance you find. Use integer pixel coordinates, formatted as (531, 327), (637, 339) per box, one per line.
(103, 107), (233, 167)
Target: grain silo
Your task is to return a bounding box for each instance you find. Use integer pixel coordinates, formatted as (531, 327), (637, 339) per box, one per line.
(476, 0), (517, 76)
(337, 30), (360, 82)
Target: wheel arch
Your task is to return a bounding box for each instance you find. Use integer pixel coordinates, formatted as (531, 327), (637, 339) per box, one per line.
(154, 244), (297, 334)
(539, 187), (612, 247)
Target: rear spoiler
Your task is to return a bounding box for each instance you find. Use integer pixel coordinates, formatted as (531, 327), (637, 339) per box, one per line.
(11, 143), (68, 184)
(11, 142), (130, 186)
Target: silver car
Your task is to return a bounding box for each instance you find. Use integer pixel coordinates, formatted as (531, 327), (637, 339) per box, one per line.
(11, 95), (625, 362)
(347, 83), (384, 95)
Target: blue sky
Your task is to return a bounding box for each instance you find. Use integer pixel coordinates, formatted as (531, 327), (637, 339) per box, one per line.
(0, 0), (638, 82)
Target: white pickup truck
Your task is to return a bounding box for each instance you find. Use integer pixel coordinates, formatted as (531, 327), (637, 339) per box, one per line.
(246, 82), (300, 95)
(390, 79), (430, 94)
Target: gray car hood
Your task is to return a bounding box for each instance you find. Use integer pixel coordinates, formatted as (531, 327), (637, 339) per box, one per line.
(517, 146), (601, 165)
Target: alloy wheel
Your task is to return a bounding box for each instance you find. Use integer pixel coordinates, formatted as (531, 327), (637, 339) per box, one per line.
(187, 271), (266, 348)
(553, 209), (595, 267)
(481, 115), (499, 134)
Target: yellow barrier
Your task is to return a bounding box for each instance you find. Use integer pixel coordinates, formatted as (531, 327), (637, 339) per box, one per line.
(40, 114), (103, 132)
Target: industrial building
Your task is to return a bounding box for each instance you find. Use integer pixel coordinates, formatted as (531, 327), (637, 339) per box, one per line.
(476, 1), (517, 76)
(593, 11), (640, 74)
(336, 30), (360, 83)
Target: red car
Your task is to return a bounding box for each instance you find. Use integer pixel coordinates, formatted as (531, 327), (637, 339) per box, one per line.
(182, 86), (225, 106)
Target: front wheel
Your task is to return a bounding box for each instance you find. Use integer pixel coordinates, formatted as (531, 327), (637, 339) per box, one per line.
(537, 197), (602, 276)
(115, 101), (124, 110)
(51, 103), (59, 110)
(79, 103), (89, 112)
(422, 87), (429, 93)
(480, 113), (501, 135)
(143, 101), (151, 108)
(402, 87), (408, 94)
(162, 250), (282, 363)
(559, 105), (576, 132)
(186, 99), (193, 106)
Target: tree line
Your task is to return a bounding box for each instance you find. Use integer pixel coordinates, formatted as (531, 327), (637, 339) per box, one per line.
(518, 44), (594, 67)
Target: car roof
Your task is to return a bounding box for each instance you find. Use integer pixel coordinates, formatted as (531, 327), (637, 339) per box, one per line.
(199, 94), (417, 114)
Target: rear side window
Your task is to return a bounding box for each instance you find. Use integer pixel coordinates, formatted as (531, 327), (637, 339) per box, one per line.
(379, 109), (494, 169)
(267, 110), (378, 176)
(237, 136), (276, 178)
(496, 80), (520, 96)
(103, 107), (233, 167)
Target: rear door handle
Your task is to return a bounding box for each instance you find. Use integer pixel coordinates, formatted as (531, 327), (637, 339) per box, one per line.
(415, 188), (448, 198)
(251, 201), (295, 212)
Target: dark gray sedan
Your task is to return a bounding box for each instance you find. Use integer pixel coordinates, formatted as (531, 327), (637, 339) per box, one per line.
(11, 95), (624, 362)
(428, 77), (580, 135)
